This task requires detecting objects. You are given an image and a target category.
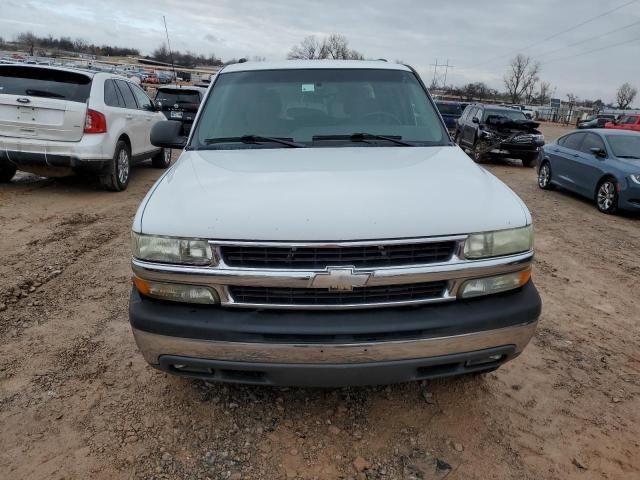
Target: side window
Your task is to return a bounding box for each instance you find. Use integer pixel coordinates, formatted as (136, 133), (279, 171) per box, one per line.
(562, 133), (584, 151)
(129, 83), (153, 110)
(115, 80), (138, 109)
(580, 134), (605, 155)
(104, 80), (123, 108)
(468, 107), (479, 122)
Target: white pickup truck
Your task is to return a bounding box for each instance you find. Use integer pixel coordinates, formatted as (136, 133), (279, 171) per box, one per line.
(129, 60), (541, 386)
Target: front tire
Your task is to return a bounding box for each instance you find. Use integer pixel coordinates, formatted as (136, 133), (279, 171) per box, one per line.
(151, 148), (171, 169)
(100, 141), (131, 192)
(595, 178), (618, 214)
(471, 140), (486, 163)
(537, 161), (554, 190)
(0, 161), (17, 183)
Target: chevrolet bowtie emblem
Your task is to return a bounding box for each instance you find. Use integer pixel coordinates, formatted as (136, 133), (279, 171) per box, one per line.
(311, 268), (371, 291)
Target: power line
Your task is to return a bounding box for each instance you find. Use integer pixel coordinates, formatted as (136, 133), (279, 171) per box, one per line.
(535, 19), (640, 58)
(539, 35), (640, 65)
(468, 0), (638, 68)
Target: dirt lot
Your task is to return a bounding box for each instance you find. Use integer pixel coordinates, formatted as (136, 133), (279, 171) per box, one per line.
(1, 123), (638, 480)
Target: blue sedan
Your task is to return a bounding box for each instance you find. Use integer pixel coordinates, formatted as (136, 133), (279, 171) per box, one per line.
(537, 129), (640, 214)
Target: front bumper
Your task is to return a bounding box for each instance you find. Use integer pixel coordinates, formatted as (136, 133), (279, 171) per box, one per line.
(129, 282), (541, 386)
(619, 181), (640, 210)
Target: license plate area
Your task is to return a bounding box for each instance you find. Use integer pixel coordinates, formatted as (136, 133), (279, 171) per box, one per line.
(170, 111), (183, 119)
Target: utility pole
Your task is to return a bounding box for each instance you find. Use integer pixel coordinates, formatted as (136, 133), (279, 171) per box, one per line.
(430, 59), (439, 89)
(442, 59), (454, 88)
(430, 58), (455, 89)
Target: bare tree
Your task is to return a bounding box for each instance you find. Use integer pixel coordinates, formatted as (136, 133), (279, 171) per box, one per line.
(287, 36), (325, 60)
(616, 82), (637, 109)
(504, 54), (540, 104)
(536, 81), (552, 105)
(287, 34), (363, 60)
(17, 32), (37, 55)
(322, 34), (363, 60)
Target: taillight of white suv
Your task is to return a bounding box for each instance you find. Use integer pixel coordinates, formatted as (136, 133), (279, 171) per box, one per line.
(84, 109), (107, 134)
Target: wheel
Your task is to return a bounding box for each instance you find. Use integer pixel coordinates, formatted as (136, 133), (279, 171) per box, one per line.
(0, 160), (17, 183)
(152, 148), (171, 169)
(595, 178), (618, 214)
(537, 162), (554, 190)
(471, 140), (485, 163)
(100, 141), (131, 191)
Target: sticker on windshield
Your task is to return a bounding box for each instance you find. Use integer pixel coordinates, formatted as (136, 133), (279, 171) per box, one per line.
(301, 83), (315, 93)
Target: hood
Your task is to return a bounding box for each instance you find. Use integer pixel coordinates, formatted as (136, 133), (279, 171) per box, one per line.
(135, 146), (530, 240)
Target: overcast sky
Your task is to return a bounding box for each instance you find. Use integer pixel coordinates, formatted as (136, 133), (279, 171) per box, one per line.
(2, 0), (640, 104)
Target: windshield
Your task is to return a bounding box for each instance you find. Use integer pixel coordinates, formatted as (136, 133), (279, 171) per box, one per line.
(436, 102), (462, 115)
(0, 66), (91, 102)
(606, 135), (640, 158)
(155, 89), (201, 110)
(191, 68), (447, 149)
(484, 109), (527, 121)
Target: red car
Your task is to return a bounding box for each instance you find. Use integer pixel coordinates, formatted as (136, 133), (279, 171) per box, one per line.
(605, 114), (640, 132)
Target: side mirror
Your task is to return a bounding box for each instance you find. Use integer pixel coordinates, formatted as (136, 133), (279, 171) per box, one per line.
(472, 117), (480, 124)
(590, 147), (607, 158)
(143, 103), (156, 112)
(151, 120), (186, 149)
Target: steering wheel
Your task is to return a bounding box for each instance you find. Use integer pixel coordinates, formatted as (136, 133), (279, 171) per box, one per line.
(360, 111), (402, 125)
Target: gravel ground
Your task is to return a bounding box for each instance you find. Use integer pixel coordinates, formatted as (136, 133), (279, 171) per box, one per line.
(0, 123), (638, 479)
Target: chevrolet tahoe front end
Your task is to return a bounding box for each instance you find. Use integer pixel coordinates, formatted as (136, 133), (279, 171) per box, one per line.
(129, 60), (541, 386)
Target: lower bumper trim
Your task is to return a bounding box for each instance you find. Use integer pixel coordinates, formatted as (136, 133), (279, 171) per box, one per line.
(132, 320), (537, 365)
(155, 346), (516, 386)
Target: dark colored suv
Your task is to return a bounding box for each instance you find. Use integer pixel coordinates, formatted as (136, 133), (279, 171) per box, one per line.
(454, 104), (544, 167)
(154, 85), (207, 135)
(435, 101), (463, 133)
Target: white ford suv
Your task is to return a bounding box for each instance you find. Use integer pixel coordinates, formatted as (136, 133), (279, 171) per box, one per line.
(0, 65), (170, 190)
(129, 60), (541, 386)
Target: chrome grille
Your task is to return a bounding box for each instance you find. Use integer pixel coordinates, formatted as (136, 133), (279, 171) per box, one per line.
(229, 281), (448, 306)
(220, 241), (455, 269)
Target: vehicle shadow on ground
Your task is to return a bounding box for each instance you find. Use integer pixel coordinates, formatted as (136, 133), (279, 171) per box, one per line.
(543, 184), (640, 220)
(6, 162), (159, 192)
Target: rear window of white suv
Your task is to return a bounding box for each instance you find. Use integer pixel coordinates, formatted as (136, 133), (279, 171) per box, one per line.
(0, 66), (92, 103)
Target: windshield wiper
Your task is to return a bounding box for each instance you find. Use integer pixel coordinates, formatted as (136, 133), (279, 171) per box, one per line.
(24, 89), (65, 99)
(204, 135), (306, 148)
(312, 133), (414, 146)
(616, 155), (640, 159)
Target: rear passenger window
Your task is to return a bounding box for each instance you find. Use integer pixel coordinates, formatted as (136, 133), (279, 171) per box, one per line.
(115, 80), (138, 109)
(104, 80), (123, 107)
(129, 84), (153, 110)
(580, 134), (605, 155)
(561, 133), (584, 151)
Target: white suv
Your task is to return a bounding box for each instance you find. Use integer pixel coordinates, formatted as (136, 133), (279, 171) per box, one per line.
(129, 60), (541, 387)
(0, 65), (170, 191)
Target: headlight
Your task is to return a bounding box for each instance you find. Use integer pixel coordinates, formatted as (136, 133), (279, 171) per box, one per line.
(630, 174), (640, 185)
(534, 134), (545, 143)
(459, 267), (531, 299)
(464, 225), (533, 259)
(133, 277), (219, 304)
(132, 232), (213, 265)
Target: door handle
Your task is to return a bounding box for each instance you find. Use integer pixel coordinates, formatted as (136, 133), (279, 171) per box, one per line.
(146, 117), (152, 121)
(126, 114), (133, 119)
